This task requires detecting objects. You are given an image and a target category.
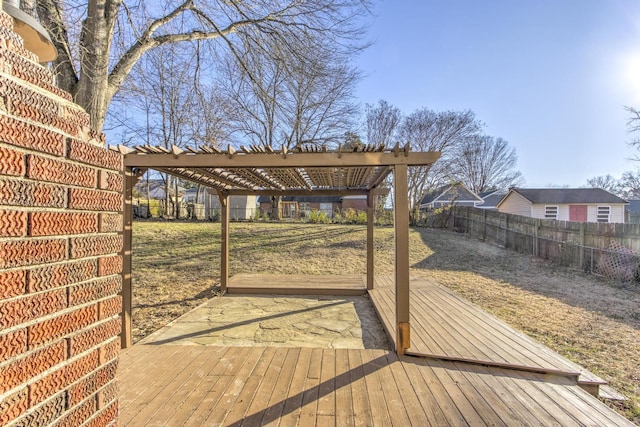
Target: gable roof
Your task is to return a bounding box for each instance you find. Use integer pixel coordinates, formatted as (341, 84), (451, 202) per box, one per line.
(499, 188), (627, 206)
(420, 183), (483, 205)
(479, 192), (507, 208)
(478, 190), (501, 199)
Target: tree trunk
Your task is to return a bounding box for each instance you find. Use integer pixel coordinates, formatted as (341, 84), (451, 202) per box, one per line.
(163, 175), (169, 218)
(174, 179), (179, 219)
(74, 0), (119, 132)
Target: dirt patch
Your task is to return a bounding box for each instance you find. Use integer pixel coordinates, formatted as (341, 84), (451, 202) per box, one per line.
(131, 221), (640, 423)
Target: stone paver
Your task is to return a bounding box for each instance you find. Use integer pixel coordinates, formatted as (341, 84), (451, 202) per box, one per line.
(139, 294), (390, 349)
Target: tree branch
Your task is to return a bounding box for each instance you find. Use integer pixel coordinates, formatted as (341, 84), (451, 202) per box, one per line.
(107, 1), (195, 99)
(36, 0), (79, 94)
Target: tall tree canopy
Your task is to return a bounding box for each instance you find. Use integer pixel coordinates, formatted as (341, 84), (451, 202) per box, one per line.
(365, 99), (401, 147)
(451, 135), (523, 193)
(396, 108), (482, 217)
(218, 30), (361, 149)
(36, 0), (371, 132)
(585, 174), (620, 195)
(627, 106), (640, 148)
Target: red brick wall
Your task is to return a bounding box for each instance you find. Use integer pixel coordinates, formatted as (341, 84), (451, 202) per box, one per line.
(341, 197), (368, 211)
(0, 10), (122, 427)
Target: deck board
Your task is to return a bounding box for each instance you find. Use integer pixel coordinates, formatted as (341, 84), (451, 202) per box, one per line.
(116, 344), (634, 426)
(368, 276), (606, 390)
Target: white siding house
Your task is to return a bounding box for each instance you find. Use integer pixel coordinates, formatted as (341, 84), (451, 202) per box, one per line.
(497, 191), (531, 216)
(497, 188), (628, 223)
(202, 190), (256, 220)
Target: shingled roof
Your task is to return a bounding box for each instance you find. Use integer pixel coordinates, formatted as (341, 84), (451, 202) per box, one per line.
(504, 188), (628, 205)
(420, 183), (483, 205)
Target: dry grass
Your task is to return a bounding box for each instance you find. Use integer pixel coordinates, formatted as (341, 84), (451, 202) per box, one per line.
(132, 220), (640, 423)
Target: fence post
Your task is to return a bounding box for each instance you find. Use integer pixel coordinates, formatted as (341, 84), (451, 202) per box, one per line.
(579, 222), (585, 268)
(482, 209), (487, 241)
(533, 219), (540, 257)
(504, 214), (509, 248)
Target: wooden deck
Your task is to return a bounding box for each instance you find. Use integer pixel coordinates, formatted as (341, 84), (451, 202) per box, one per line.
(368, 276), (607, 396)
(117, 344), (633, 426)
(227, 274), (367, 296)
(116, 274), (631, 425)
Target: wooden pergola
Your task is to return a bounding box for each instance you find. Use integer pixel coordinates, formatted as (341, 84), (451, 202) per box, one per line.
(118, 143), (440, 355)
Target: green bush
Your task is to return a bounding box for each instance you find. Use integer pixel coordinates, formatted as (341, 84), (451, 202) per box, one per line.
(307, 209), (330, 224)
(343, 208), (367, 224)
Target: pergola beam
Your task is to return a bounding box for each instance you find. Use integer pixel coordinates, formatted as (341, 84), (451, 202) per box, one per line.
(225, 188), (389, 197)
(124, 151), (440, 169)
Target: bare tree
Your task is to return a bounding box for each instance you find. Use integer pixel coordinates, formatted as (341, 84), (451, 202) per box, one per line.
(586, 174), (620, 194)
(618, 170), (640, 199)
(627, 106), (640, 148)
(106, 43), (207, 217)
(365, 99), (401, 147)
(451, 135), (523, 193)
(397, 108), (482, 222)
(343, 131), (364, 150)
(220, 32), (361, 149)
(36, 0), (371, 132)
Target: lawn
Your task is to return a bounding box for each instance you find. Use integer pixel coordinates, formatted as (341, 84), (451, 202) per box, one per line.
(132, 220), (640, 423)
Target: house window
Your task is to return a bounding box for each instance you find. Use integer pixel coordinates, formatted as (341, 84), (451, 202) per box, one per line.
(319, 202), (333, 217)
(597, 206), (610, 223)
(544, 206), (558, 219)
(299, 202), (311, 214)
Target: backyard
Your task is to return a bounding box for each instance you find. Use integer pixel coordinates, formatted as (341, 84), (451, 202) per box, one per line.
(131, 220), (640, 423)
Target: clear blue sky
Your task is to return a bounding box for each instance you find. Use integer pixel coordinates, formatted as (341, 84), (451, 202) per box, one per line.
(356, 0), (640, 187)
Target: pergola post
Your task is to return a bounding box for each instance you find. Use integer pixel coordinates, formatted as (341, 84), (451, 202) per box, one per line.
(219, 191), (230, 293)
(366, 192), (375, 290)
(393, 164), (410, 354)
(121, 167), (134, 349)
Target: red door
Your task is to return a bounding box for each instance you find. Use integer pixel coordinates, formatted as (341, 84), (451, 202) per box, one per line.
(569, 205), (587, 222)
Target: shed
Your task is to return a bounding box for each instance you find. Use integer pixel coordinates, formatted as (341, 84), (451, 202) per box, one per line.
(497, 188), (628, 223)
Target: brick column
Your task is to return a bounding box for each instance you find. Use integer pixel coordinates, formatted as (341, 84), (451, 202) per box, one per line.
(0, 9), (122, 427)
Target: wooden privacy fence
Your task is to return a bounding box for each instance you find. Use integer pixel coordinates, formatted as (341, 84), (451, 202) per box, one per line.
(447, 207), (640, 283)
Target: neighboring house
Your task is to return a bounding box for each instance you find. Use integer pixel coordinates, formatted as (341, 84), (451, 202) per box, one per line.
(135, 183), (256, 219)
(477, 190), (507, 210)
(258, 195), (368, 219)
(419, 183), (483, 210)
(341, 195), (368, 211)
(625, 200), (640, 224)
(133, 179), (186, 202)
(202, 189), (256, 220)
(496, 188), (628, 223)
(626, 200), (640, 215)
(183, 187), (202, 203)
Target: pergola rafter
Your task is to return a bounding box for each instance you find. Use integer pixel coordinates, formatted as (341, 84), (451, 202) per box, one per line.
(118, 143), (441, 356)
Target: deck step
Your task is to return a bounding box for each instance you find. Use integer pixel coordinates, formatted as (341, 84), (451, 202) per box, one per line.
(227, 286), (366, 296)
(227, 273), (367, 296)
(599, 385), (627, 401)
